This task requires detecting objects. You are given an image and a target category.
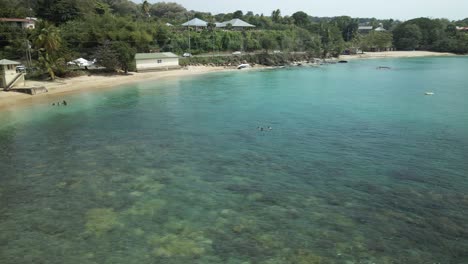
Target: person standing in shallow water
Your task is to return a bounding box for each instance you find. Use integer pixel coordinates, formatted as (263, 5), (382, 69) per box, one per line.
(63, 100), (67, 106)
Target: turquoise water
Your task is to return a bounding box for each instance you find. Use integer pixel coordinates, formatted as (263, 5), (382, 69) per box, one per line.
(1, 57), (468, 264)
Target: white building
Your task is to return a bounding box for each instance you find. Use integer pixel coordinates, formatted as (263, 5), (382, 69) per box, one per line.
(135, 53), (180, 72)
(0, 59), (25, 90)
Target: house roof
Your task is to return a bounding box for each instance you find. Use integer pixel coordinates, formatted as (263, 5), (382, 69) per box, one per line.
(218, 18), (255, 28)
(375, 26), (386, 31)
(0, 59), (21, 65)
(181, 18), (208, 27)
(358, 26), (373, 30)
(135, 53), (179, 60)
(0, 18), (35, 23)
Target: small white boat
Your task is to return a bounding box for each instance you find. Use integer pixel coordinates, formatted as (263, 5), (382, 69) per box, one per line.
(237, 63), (250, 69)
(425, 92), (434, 95)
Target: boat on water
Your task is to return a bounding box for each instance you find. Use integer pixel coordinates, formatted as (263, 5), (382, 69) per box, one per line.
(425, 92), (435, 95)
(338, 60), (348, 63)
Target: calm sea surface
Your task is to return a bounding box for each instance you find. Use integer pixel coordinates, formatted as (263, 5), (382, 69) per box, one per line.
(1, 57), (468, 264)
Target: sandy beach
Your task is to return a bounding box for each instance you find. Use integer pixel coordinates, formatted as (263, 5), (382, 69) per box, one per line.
(0, 66), (238, 110)
(339, 50), (456, 60)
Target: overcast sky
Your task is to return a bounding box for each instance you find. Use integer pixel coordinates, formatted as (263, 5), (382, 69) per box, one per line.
(144, 0), (467, 20)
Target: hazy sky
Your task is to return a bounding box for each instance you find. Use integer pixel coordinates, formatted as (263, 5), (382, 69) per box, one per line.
(145, 0), (467, 20)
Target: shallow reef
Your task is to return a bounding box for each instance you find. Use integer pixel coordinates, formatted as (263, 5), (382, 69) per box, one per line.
(85, 208), (121, 236)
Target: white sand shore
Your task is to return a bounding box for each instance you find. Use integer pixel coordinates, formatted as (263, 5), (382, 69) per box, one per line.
(340, 51), (456, 60)
(0, 66), (244, 110)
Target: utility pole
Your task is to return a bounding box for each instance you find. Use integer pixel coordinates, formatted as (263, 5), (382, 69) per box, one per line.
(185, 14), (191, 53)
(26, 0), (33, 68)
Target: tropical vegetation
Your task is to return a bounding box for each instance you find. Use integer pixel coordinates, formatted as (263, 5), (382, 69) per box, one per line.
(0, 0), (467, 79)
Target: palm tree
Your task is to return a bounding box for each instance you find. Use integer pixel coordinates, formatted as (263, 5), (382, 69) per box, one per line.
(34, 23), (63, 80)
(142, 1), (151, 18)
(35, 24), (62, 54)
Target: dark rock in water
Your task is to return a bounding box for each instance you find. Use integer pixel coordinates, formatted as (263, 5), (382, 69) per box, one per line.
(224, 184), (260, 194)
(389, 170), (427, 183)
(338, 60), (348, 63)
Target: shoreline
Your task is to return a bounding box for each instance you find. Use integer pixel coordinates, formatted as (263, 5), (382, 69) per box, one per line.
(0, 66), (254, 111)
(339, 50), (457, 60)
(0, 51), (459, 111)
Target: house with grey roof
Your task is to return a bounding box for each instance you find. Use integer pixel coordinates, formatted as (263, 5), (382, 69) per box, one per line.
(181, 18), (208, 28)
(358, 25), (374, 33)
(135, 53), (180, 72)
(217, 19), (255, 30)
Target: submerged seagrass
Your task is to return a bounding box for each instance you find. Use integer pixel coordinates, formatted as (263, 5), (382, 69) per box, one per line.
(1, 57), (468, 263)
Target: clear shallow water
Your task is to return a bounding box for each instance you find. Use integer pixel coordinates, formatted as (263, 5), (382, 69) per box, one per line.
(1, 57), (468, 264)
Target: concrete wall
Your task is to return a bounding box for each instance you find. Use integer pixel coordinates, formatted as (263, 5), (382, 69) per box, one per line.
(1, 65), (24, 88)
(136, 58), (179, 71)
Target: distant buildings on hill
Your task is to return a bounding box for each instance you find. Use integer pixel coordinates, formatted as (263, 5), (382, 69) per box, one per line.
(358, 23), (387, 34)
(181, 18), (255, 30)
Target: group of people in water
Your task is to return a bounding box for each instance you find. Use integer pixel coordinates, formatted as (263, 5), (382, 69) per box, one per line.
(52, 100), (68, 106)
(257, 126), (273, 132)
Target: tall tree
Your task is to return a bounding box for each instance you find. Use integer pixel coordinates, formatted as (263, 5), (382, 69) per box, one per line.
(271, 9), (282, 23)
(33, 22), (63, 79)
(233, 10), (243, 19)
(332, 16), (358, 42)
(111, 41), (135, 74)
(36, 0), (97, 24)
(393, 24), (423, 50)
(142, 0), (150, 18)
(292, 11), (309, 27)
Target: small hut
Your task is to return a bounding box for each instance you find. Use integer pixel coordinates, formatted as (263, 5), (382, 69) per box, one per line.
(0, 59), (24, 90)
(135, 53), (180, 72)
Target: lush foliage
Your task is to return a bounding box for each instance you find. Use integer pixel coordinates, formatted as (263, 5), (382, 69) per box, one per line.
(393, 18), (468, 53)
(0, 0), (467, 78)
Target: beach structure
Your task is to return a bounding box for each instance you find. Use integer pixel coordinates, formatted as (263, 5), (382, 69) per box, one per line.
(0, 59), (25, 90)
(0, 59), (47, 94)
(135, 53), (180, 72)
(217, 19), (255, 30)
(0, 17), (36, 29)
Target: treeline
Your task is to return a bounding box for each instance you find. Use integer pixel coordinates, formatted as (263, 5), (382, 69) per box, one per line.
(0, 0), (467, 79)
(393, 18), (468, 53)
